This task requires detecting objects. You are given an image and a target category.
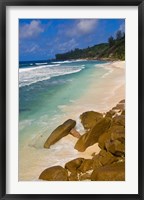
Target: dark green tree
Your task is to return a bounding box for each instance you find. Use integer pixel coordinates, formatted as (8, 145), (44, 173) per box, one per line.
(116, 30), (123, 40)
(108, 36), (115, 47)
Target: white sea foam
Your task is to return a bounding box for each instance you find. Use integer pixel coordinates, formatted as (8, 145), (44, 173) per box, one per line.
(19, 119), (34, 131)
(57, 104), (67, 109)
(75, 59), (87, 62)
(95, 62), (112, 68)
(51, 59), (86, 64)
(35, 62), (48, 65)
(75, 117), (85, 134)
(19, 64), (60, 72)
(52, 60), (76, 64)
(19, 64), (85, 87)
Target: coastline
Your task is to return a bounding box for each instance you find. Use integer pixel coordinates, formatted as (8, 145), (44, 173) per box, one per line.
(59, 60), (125, 116)
(19, 60), (125, 181)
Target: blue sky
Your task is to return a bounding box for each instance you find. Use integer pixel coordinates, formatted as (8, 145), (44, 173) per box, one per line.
(19, 19), (125, 61)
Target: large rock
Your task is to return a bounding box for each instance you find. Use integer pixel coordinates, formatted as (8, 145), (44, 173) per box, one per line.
(79, 173), (91, 181)
(98, 131), (111, 149)
(105, 139), (125, 156)
(78, 159), (93, 173)
(119, 99), (125, 104)
(121, 110), (125, 116)
(105, 110), (116, 118)
(75, 117), (112, 152)
(44, 119), (76, 148)
(98, 125), (125, 149)
(93, 150), (117, 169)
(65, 158), (84, 173)
(39, 166), (68, 181)
(91, 162), (125, 181)
(68, 172), (78, 181)
(80, 111), (103, 130)
(112, 102), (125, 111)
(110, 125), (125, 143)
(112, 115), (125, 127)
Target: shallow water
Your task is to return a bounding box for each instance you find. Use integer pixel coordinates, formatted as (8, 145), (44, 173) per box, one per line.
(19, 60), (107, 143)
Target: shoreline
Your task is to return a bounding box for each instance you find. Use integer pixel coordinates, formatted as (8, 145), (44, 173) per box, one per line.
(19, 60), (125, 181)
(59, 60), (125, 116)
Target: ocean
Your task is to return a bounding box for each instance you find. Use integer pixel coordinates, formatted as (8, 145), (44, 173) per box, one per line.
(19, 59), (109, 180)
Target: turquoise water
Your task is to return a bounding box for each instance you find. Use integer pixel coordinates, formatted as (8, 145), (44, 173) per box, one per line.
(19, 60), (108, 145)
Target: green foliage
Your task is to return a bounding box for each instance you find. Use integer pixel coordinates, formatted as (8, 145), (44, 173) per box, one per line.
(56, 43), (109, 60)
(55, 32), (125, 61)
(116, 30), (123, 40)
(108, 36), (115, 47)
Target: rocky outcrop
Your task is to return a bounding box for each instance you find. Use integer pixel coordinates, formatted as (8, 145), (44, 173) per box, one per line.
(119, 99), (125, 103)
(44, 119), (76, 148)
(112, 99), (125, 112)
(74, 117), (112, 152)
(105, 110), (116, 118)
(39, 166), (68, 181)
(91, 162), (125, 181)
(79, 173), (91, 181)
(80, 111), (103, 130)
(112, 115), (125, 127)
(65, 158), (84, 173)
(68, 172), (78, 181)
(98, 131), (111, 150)
(110, 125), (125, 142)
(98, 125), (125, 149)
(92, 150), (117, 169)
(105, 139), (125, 156)
(78, 159), (93, 173)
(40, 100), (125, 181)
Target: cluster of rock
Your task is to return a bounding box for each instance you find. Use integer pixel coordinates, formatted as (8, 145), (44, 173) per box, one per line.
(39, 100), (125, 181)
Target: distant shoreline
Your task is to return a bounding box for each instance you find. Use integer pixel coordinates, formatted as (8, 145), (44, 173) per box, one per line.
(54, 58), (124, 62)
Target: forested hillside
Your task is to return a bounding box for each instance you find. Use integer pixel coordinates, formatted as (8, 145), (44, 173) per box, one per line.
(55, 30), (125, 61)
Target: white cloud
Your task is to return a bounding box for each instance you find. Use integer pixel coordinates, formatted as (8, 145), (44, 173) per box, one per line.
(25, 44), (40, 53)
(66, 19), (98, 37)
(119, 22), (125, 33)
(57, 38), (78, 51)
(20, 20), (44, 38)
(77, 19), (98, 34)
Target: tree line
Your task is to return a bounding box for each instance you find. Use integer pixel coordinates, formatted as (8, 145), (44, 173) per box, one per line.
(55, 30), (125, 61)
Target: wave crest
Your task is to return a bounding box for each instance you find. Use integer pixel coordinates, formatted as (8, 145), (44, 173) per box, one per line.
(19, 64), (85, 87)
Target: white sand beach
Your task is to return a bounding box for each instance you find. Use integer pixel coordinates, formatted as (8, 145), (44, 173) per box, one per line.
(19, 61), (125, 181)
